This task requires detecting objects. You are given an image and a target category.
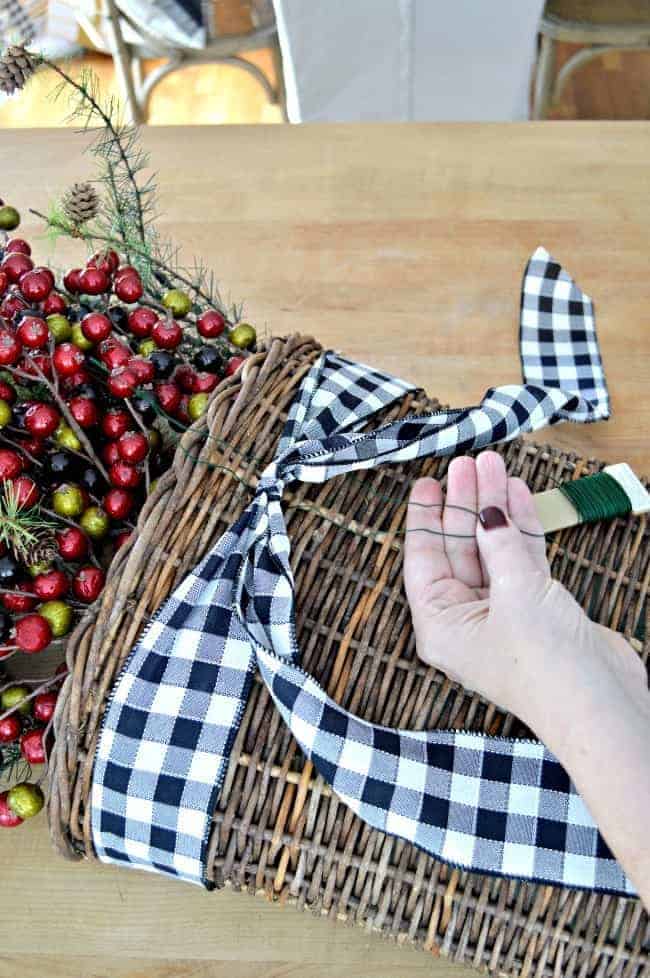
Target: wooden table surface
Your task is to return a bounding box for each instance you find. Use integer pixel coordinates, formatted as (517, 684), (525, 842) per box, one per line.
(0, 123), (649, 978)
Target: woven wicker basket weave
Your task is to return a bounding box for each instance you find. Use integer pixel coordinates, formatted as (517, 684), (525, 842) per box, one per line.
(48, 334), (649, 977)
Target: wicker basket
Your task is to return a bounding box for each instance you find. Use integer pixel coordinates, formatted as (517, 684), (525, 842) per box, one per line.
(48, 334), (650, 977)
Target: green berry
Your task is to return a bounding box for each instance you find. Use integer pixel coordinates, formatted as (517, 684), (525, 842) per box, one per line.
(39, 600), (73, 638)
(188, 392), (208, 421)
(28, 561), (52, 578)
(52, 483), (84, 518)
(0, 686), (30, 716)
(7, 783), (44, 819)
(138, 339), (156, 357)
(0, 399), (12, 428)
(71, 323), (94, 351)
(162, 289), (192, 318)
(229, 323), (256, 350)
(80, 506), (109, 540)
(55, 423), (82, 452)
(0, 206), (20, 231)
(46, 314), (72, 343)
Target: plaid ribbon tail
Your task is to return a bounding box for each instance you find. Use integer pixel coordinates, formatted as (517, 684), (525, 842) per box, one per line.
(89, 249), (634, 898)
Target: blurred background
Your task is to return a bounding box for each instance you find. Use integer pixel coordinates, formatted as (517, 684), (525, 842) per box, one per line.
(1, 0), (649, 126)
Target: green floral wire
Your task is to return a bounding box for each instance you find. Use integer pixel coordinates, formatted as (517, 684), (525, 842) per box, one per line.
(140, 392), (546, 543)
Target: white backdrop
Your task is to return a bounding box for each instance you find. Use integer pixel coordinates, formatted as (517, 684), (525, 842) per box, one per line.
(274, 0), (545, 122)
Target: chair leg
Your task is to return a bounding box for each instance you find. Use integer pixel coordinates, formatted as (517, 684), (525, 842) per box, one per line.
(102, 0), (146, 124)
(270, 34), (287, 120)
(532, 34), (557, 120)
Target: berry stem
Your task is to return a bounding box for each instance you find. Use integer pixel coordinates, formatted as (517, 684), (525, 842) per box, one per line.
(0, 674), (61, 723)
(6, 364), (109, 483)
(40, 60), (147, 243)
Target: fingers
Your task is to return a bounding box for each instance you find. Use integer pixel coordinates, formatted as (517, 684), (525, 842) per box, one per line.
(442, 456), (483, 589)
(507, 476), (549, 575)
(475, 451), (538, 584)
(404, 477), (451, 603)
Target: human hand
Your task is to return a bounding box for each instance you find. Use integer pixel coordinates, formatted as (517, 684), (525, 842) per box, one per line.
(404, 451), (646, 727)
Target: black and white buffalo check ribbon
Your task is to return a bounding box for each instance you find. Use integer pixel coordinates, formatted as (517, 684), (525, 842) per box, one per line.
(91, 248), (634, 897)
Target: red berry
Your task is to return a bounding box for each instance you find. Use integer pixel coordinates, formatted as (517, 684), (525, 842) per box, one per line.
(72, 566), (105, 603)
(100, 340), (131, 371)
(25, 403), (60, 438)
(102, 441), (121, 466)
(63, 268), (83, 294)
(175, 364), (196, 393)
(53, 343), (85, 377)
(19, 436), (46, 459)
(5, 238), (31, 257)
(0, 292), (27, 320)
(0, 381), (15, 404)
(0, 449), (23, 480)
(61, 368), (91, 391)
(69, 396), (98, 429)
(1, 253), (33, 283)
(56, 526), (88, 561)
(31, 267), (55, 290)
(33, 691), (58, 723)
(176, 394), (190, 425)
(2, 581), (36, 613)
(33, 570), (68, 601)
(155, 381), (181, 415)
(79, 267), (109, 296)
(226, 356), (246, 376)
(115, 273), (143, 304)
(197, 310), (226, 338)
(104, 488), (134, 520)
(17, 316), (49, 349)
(152, 318), (182, 350)
(0, 272), (8, 297)
(10, 475), (39, 508)
(0, 715), (21, 743)
(101, 409), (131, 440)
(192, 371), (219, 394)
(127, 357), (154, 384)
(114, 265), (138, 283)
(0, 329), (21, 365)
(19, 270), (52, 303)
(114, 530), (132, 549)
(0, 791), (23, 827)
(127, 306), (157, 338)
(118, 431), (148, 464)
(89, 250), (119, 274)
(87, 255), (113, 277)
(81, 312), (112, 343)
(108, 367), (138, 399)
(109, 461), (141, 490)
(21, 353), (52, 379)
(20, 728), (47, 764)
(42, 292), (67, 315)
(15, 614), (52, 653)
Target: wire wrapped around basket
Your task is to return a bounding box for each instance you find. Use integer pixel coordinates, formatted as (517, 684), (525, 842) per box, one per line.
(48, 334), (649, 978)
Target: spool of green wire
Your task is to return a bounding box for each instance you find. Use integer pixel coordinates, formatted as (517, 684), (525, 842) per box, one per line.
(558, 471), (632, 524)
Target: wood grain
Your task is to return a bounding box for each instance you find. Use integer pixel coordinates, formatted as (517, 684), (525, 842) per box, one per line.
(0, 123), (648, 977)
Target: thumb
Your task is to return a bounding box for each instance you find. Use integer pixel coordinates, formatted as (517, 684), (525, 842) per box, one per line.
(476, 505), (538, 585)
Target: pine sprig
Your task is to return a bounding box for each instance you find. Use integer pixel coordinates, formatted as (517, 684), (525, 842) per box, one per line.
(0, 743), (30, 788)
(0, 482), (55, 564)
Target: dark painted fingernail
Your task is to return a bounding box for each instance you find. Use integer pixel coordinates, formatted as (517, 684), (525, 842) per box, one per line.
(479, 506), (508, 530)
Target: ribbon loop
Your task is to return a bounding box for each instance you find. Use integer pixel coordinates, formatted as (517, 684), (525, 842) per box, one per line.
(90, 249), (633, 897)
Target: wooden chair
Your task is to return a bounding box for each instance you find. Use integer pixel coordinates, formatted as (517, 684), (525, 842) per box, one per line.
(78, 0), (285, 124)
(533, 0), (650, 118)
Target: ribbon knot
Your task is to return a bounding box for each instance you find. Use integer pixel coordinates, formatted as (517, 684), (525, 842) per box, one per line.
(90, 249), (634, 898)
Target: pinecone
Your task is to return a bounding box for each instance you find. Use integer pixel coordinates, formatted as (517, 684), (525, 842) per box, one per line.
(18, 533), (58, 568)
(0, 45), (37, 96)
(62, 182), (100, 228)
